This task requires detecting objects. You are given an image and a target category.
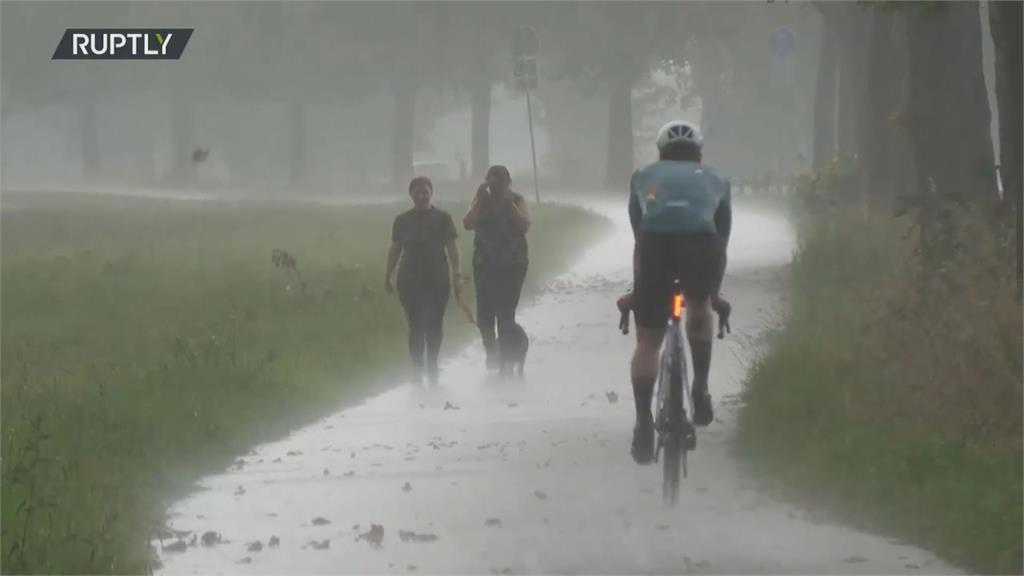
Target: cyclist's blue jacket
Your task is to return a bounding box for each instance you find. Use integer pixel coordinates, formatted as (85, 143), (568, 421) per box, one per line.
(628, 160), (732, 239)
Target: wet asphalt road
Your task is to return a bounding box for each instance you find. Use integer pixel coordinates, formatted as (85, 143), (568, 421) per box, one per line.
(154, 199), (957, 575)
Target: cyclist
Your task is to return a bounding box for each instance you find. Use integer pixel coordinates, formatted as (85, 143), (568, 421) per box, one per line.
(628, 120), (731, 465)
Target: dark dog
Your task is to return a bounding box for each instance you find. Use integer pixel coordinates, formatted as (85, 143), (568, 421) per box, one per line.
(499, 323), (529, 379)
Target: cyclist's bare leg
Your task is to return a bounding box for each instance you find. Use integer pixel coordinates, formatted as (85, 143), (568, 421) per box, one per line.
(630, 325), (665, 464)
(685, 297), (715, 425)
(685, 297), (713, 388)
(631, 325), (666, 415)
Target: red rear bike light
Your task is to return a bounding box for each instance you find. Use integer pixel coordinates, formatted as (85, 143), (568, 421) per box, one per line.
(672, 294), (685, 319)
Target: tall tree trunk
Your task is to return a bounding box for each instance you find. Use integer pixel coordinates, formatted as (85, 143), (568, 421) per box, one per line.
(470, 72), (492, 179)
(863, 7), (914, 208)
(906, 3), (998, 208)
(989, 0), (1023, 296)
(79, 99), (100, 180)
(288, 100), (306, 189)
(167, 93), (195, 186)
(605, 71), (634, 188)
(690, 38), (725, 161)
(835, 20), (864, 166)
(812, 28), (838, 169)
(391, 74), (416, 187)
(906, 2), (998, 266)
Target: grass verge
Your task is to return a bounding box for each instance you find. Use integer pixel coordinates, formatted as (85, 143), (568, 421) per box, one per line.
(737, 207), (1022, 574)
(0, 191), (610, 574)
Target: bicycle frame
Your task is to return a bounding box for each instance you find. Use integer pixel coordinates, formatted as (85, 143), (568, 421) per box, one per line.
(617, 283), (697, 503)
(654, 286), (695, 505)
(655, 291), (693, 440)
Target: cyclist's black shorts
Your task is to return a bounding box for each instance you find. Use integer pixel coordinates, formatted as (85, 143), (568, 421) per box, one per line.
(634, 231), (722, 328)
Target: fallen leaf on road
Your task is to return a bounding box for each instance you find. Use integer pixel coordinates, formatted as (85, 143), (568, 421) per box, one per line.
(305, 539), (330, 550)
(162, 540), (187, 554)
(357, 524), (384, 548)
(398, 530), (439, 543)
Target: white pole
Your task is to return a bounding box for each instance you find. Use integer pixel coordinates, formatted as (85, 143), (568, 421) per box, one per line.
(525, 87), (540, 204)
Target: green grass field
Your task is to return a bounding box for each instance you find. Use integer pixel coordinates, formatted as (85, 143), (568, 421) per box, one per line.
(737, 208), (1022, 574)
(0, 191), (610, 574)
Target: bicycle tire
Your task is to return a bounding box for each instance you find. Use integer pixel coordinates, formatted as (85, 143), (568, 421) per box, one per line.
(662, 347), (685, 506)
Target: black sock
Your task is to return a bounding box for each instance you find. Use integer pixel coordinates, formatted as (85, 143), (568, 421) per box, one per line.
(633, 378), (655, 418)
(691, 340), (712, 394)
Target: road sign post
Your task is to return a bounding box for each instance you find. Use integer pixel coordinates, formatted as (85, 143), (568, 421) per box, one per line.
(512, 26), (541, 204)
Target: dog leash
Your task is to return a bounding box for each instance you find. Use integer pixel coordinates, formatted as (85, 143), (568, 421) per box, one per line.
(454, 285), (477, 326)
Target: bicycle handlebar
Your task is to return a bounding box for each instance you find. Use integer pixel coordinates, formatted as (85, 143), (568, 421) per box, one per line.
(617, 295), (732, 339)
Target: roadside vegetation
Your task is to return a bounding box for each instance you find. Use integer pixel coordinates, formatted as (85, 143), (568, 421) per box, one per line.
(0, 191), (609, 574)
(737, 162), (1023, 574)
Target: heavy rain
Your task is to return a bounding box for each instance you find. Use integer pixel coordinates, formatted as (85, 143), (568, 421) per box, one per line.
(1, 2), (1020, 575)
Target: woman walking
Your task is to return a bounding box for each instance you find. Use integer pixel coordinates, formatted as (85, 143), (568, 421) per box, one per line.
(385, 176), (463, 384)
(463, 165), (531, 369)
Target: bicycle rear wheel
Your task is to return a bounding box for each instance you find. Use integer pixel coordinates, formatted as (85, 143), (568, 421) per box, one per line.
(661, 348), (685, 506)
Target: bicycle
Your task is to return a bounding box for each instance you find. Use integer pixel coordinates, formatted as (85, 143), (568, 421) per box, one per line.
(618, 284), (730, 505)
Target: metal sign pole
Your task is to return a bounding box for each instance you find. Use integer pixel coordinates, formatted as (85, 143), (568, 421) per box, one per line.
(525, 87), (540, 204)
(512, 26), (541, 204)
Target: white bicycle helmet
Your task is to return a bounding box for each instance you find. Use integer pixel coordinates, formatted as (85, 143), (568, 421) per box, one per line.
(655, 120), (703, 152)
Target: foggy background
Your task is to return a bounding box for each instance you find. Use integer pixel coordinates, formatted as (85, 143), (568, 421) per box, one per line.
(1, 1), (828, 196)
